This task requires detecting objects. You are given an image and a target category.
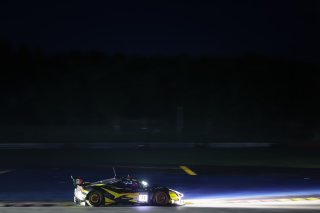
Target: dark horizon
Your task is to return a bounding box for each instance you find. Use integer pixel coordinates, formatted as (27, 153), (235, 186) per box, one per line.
(1, 0), (319, 63)
(1, 0), (320, 143)
(0, 43), (319, 143)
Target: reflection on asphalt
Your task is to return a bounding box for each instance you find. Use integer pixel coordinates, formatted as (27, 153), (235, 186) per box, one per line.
(0, 207), (320, 213)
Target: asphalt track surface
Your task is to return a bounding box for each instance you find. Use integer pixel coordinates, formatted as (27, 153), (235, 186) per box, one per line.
(1, 166), (320, 201)
(1, 207), (320, 213)
(1, 166), (320, 212)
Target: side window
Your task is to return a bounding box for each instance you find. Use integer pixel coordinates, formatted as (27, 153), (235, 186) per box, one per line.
(131, 181), (139, 189)
(122, 179), (139, 189)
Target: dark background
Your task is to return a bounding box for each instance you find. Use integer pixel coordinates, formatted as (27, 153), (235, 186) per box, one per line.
(0, 0), (319, 143)
(2, 1), (320, 207)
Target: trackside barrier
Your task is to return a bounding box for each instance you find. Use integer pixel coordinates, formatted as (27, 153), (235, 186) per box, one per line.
(0, 142), (275, 150)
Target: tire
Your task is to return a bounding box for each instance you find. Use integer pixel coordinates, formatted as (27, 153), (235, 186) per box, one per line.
(87, 190), (104, 207)
(153, 191), (169, 206)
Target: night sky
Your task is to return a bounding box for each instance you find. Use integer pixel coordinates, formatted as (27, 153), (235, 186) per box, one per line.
(1, 0), (319, 62)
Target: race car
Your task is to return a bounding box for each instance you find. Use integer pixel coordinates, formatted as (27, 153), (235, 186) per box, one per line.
(72, 175), (184, 207)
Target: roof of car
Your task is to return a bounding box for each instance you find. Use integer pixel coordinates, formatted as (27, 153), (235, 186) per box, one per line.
(91, 177), (141, 185)
(91, 178), (119, 185)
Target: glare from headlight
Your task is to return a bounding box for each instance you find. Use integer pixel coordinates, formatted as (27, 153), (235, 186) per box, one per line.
(141, 180), (148, 187)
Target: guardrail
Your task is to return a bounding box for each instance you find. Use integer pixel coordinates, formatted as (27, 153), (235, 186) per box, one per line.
(0, 142), (275, 150)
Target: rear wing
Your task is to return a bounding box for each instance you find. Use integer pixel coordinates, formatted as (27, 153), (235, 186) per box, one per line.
(71, 176), (85, 187)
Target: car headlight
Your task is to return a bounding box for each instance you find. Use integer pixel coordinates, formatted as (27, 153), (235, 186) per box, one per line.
(141, 180), (148, 187)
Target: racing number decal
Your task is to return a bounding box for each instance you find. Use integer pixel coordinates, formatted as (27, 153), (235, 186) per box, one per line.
(138, 194), (148, 202)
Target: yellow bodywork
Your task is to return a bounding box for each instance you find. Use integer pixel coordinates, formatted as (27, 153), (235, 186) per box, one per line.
(169, 191), (180, 202)
(102, 188), (140, 204)
(104, 197), (116, 205)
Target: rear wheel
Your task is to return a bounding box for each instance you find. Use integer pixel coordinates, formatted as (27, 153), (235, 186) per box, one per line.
(87, 191), (103, 207)
(153, 191), (169, 206)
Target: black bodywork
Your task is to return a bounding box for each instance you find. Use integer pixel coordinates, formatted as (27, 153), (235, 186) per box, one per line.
(72, 176), (184, 206)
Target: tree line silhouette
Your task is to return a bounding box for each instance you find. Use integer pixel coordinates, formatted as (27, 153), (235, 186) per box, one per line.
(0, 40), (319, 142)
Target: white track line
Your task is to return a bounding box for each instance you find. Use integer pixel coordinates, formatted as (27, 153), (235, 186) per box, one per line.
(0, 170), (12, 175)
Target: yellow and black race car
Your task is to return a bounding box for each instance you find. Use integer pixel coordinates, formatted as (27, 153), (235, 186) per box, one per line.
(72, 175), (184, 207)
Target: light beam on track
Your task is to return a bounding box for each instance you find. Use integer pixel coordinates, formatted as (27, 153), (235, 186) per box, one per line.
(184, 198), (320, 209)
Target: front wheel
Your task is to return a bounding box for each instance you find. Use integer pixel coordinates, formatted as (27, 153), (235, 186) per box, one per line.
(153, 191), (169, 206)
(86, 191), (103, 207)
